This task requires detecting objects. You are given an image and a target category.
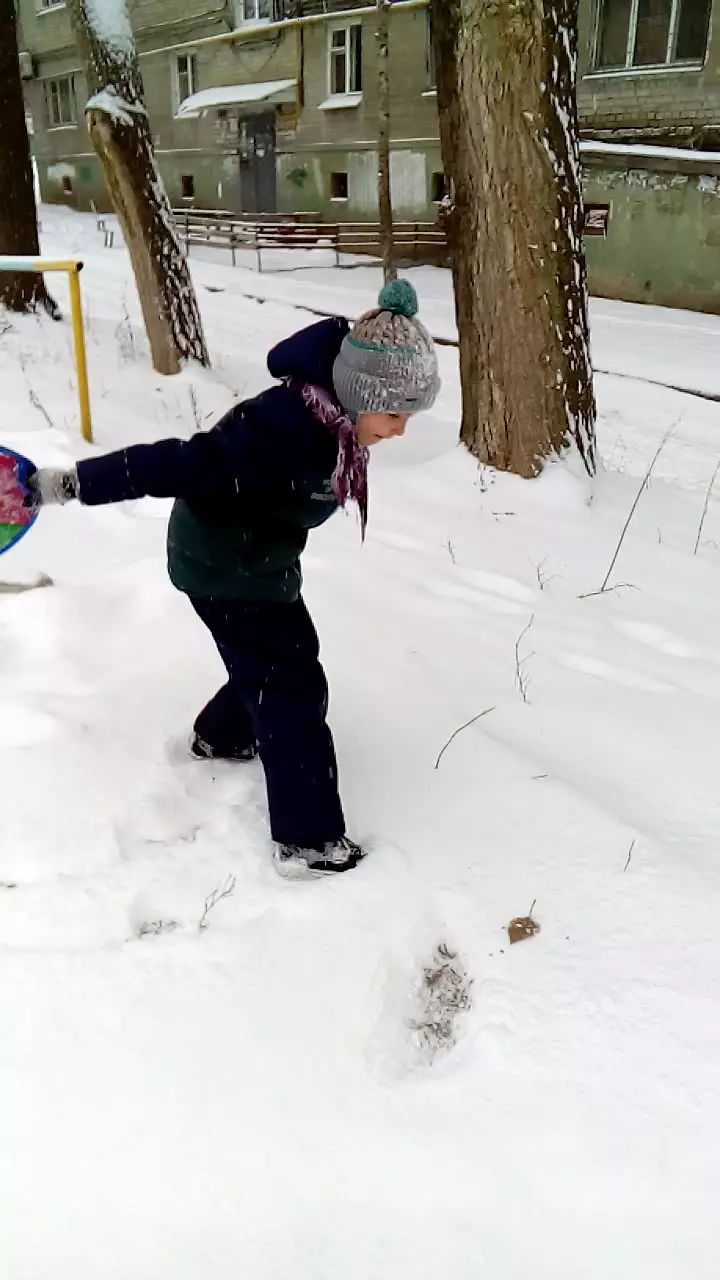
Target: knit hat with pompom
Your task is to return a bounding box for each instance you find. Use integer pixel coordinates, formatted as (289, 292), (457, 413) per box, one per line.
(332, 279), (440, 418)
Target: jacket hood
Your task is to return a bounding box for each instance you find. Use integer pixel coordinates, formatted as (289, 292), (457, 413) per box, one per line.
(267, 316), (350, 393)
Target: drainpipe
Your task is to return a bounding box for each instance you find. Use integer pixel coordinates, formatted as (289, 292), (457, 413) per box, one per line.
(138, 0), (429, 59)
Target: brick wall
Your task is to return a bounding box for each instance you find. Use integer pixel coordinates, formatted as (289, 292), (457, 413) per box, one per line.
(578, 0), (720, 138)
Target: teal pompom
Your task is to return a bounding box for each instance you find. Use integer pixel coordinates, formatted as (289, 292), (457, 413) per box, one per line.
(378, 278), (418, 319)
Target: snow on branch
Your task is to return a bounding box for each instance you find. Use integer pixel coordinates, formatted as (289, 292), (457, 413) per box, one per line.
(84, 0), (134, 56)
(85, 87), (147, 126)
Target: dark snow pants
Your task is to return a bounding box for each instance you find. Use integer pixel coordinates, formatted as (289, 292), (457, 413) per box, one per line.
(189, 596), (346, 849)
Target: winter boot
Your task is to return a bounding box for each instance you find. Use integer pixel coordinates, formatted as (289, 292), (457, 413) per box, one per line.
(190, 732), (258, 762)
(274, 837), (365, 880)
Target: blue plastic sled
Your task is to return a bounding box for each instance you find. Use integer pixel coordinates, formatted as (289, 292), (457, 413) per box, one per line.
(0, 447), (38, 556)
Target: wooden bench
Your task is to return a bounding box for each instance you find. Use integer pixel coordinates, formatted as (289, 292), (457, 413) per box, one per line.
(172, 209), (448, 271)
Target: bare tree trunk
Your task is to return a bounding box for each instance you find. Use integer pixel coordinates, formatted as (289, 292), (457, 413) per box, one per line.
(67, 0), (209, 374)
(0, 0), (57, 314)
(376, 0), (396, 284)
(430, 0), (596, 478)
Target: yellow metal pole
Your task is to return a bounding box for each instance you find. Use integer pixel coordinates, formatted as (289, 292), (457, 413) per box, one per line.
(67, 266), (92, 443)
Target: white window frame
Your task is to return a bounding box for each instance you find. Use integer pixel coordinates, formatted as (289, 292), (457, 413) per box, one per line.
(174, 52), (198, 112)
(37, 0), (66, 11)
(235, 0), (274, 25)
(44, 74), (77, 129)
(594, 0), (708, 71)
(327, 22), (363, 99)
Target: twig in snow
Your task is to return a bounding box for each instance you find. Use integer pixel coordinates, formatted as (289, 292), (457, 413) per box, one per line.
(515, 615), (535, 704)
(624, 839), (635, 872)
(578, 581), (640, 601)
(138, 919), (179, 938)
(581, 425), (676, 598)
(198, 875), (236, 930)
(446, 539), (457, 564)
(530, 557), (558, 591)
(434, 707), (495, 770)
(114, 304), (136, 363)
(188, 386), (202, 433)
(28, 386), (54, 429)
(693, 459), (720, 555)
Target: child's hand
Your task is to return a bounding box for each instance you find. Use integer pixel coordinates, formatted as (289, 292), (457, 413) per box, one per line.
(22, 467), (79, 508)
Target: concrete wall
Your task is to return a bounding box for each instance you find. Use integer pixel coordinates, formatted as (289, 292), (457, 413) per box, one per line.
(583, 159), (720, 312)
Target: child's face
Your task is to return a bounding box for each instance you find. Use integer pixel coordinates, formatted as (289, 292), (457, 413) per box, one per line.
(356, 412), (410, 446)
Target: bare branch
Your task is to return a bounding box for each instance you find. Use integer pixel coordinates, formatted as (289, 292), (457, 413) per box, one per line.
(446, 539), (457, 564)
(198, 874), (236, 931)
(578, 582), (640, 601)
(694, 458), (720, 555)
(624, 839), (635, 872)
(188, 385), (202, 433)
(583, 425), (676, 598)
(28, 385), (54, 429)
(515, 615), (535, 704)
(434, 706), (495, 770)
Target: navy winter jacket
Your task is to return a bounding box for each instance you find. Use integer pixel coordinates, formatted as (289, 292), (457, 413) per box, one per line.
(75, 317), (350, 602)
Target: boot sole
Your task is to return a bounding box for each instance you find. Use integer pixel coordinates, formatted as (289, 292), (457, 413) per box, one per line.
(273, 853), (364, 881)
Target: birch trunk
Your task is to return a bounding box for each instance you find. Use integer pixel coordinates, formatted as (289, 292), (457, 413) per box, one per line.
(376, 0), (396, 283)
(67, 0), (209, 374)
(430, 0), (596, 477)
(0, 0), (57, 313)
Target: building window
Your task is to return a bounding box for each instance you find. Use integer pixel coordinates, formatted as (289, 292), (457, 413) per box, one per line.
(431, 172), (447, 204)
(330, 171), (348, 201)
(329, 24), (362, 97)
(595, 0), (711, 70)
(235, 0), (274, 23)
(426, 13), (436, 89)
(44, 75), (77, 127)
(175, 53), (197, 106)
(181, 174), (195, 199)
(38, 0), (66, 9)
(62, 175), (73, 194)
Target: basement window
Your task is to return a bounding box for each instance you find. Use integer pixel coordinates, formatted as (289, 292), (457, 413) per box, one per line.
(62, 175), (73, 194)
(431, 172), (447, 204)
(181, 175), (195, 199)
(330, 171), (348, 201)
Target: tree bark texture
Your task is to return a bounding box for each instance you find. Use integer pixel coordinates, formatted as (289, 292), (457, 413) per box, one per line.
(376, 0), (396, 283)
(67, 0), (209, 374)
(0, 0), (56, 313)
(431, 0), (596, 477)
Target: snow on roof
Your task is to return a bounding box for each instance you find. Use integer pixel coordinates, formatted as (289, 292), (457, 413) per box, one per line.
(176, 80), (298, 118)
(580, 140), (720, 165)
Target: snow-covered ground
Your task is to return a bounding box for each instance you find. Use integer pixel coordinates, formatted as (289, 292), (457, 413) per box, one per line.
(2, 206), (720, 1278)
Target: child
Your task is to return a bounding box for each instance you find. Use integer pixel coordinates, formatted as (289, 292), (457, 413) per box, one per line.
(27, 279), (440, 878)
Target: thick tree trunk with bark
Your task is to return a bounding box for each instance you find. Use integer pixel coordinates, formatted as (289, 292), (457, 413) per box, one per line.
(430, 0), (596, 477)
(376, 0), (396, 283)
(0, 0), (56, 313)
(67, 0), (208, 373)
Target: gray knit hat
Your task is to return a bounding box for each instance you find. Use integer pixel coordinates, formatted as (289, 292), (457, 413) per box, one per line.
(332, 280), (440, 418)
